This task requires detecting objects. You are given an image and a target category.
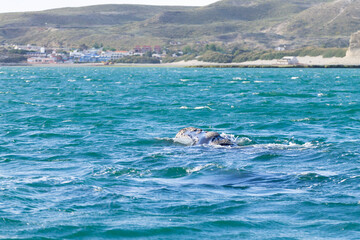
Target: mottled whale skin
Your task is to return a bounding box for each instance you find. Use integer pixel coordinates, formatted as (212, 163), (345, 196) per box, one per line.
(174, 127), (235, 146)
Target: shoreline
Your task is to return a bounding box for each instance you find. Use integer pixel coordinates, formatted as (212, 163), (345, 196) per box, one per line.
(9, 64), (360, 68)
(186, 64), (360, 68)
(2, 56), (360, 68)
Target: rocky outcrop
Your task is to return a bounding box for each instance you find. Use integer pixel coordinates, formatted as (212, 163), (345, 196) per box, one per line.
(346, 31), (360, 57)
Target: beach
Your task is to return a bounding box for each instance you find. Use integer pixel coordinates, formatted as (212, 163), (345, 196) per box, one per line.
(18, 55), (360, 68)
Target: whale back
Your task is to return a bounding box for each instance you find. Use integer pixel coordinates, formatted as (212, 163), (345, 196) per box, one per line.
(175, 127), (235, 146)
(175, 127), (204, 145)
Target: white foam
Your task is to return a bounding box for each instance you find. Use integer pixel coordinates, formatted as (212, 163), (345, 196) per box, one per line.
(292, 118), (311, 122)
(93, 186), (103, 192)
(155, 137), (174, 142)
(194, 106), (213, 110)
(299, 170), (338, 177)
(237, 137), (252, 145)
(252, 142), (315, 150)
(186, 163), (216, 174)
(24, 102), (40, 106)
(220, 133), (238, 143)
(291, 77), (299, 80)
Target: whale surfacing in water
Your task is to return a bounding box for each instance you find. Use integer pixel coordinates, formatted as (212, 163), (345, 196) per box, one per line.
(174, 127), (235, 146)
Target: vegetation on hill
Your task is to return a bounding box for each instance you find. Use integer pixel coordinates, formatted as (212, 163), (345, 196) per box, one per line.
(0, 0), (357, 51)
(284, 0), (360, 37)
(231, 47), (347, 63)
(114, 56), (160, 64)
(162, 44), (347, 63)
(0, 48), (27, 63)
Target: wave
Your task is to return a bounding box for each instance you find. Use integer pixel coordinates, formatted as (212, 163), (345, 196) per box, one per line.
(250, 142), (315, 150)
(179, 106), (214, 110)
(156, 135), (316, 151)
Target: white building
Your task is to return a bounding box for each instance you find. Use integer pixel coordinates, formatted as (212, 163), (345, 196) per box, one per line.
(275, 46), (286, 51)
(277, 56), (299, 65)
(101, 51), (130, 60)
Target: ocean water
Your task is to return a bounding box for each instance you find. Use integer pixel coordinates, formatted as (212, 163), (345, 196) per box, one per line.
(0, 67), (359, 239)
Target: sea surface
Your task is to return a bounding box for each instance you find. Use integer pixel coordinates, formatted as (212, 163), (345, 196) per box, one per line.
(0, 67), (359, 239)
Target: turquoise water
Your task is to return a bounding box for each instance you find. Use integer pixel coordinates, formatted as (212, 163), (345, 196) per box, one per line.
(0, 67), (359, 239)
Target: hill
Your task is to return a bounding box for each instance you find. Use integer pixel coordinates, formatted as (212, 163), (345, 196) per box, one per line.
(0, 4), (194, 49)
(277, 0), (360, 47)
(0, 0), (359, 50)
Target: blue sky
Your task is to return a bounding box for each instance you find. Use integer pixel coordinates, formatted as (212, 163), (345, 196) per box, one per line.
(1, 0), (219, 13)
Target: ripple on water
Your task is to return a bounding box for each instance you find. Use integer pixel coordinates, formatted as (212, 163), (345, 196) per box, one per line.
(0, 67), (359, 239)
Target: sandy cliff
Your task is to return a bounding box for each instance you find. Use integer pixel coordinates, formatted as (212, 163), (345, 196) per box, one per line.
(346, 31), (360, 57)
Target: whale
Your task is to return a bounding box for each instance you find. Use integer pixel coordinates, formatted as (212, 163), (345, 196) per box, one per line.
(174, 127), (235, 146)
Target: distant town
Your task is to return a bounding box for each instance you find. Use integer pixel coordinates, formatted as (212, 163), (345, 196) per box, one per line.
(1, 43), (176, 65)
(0, 41), (350, 66)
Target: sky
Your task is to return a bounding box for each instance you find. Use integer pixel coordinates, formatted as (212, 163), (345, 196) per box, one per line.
(0, 0), (220, 13)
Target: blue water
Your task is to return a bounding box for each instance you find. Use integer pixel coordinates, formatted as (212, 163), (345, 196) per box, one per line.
(0, 67), (359, 239)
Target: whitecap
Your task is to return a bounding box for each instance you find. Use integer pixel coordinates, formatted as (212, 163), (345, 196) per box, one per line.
(292, 118), (311, 122)
(252, 142), (315, 150)
(237, 137), (252, 145)
(93, 186), (103, 192)
(68, 79), (76, 82)
(24, 102), (40, 106)
(291, 77), (299, 80)
(194, 106), (213, 110)
(220, 133), (238, 143)
(180, 106), (189, 109)
(186, 163), (216, 174)
(155, 137), (174, 142)
(298, 170), (338, 177)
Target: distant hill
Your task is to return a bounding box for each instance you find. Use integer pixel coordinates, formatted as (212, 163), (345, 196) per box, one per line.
(0, 0), (358, 49)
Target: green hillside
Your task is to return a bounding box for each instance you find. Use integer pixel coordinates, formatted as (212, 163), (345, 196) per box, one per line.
(0, 0), (358, 49)
(152, 0), (332, 24)
(284, 0), (360, 37)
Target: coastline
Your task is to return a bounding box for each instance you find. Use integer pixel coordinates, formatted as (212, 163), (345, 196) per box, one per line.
(3, 56), (360, 68)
